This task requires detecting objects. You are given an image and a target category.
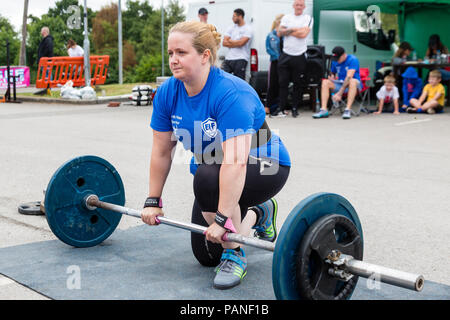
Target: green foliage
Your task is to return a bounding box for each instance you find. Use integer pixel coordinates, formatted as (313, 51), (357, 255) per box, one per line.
(0, 15), (20, 66)
(126, 52), (171, 83)
(94, 0), (184, 84)
(18, 0), (185, 84)
(26, 0), (96, 71)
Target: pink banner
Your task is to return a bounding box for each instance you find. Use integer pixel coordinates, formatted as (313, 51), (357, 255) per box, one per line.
(0, 66), (30, 89)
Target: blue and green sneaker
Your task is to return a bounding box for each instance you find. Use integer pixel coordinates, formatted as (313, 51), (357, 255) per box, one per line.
(213, 249), (247, 290)
(250, 198), (278, 242)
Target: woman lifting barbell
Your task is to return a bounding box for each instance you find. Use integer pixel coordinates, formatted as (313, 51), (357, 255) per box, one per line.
(141, 21), (291, 290)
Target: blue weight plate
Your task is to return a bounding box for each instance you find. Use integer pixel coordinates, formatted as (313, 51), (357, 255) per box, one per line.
(44, 156), (125, 248)
(272, 192), (363, 300)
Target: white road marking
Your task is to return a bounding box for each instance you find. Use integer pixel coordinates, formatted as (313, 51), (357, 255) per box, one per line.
(395, 118), (432, 126)
(0, 276), (14, 287)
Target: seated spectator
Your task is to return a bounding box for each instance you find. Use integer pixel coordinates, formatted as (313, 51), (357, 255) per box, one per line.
(425, 34), (450, 81)
(265, 14), (284, 116)
(407, 70), (445, 114)
(374, 75), (400, 115)
(67, 39), (84, 57)
(313, 46), (362, 120)
(425, 34), (448, 60)
(401, 66), (422, 111)
(392, 42), (413, 65)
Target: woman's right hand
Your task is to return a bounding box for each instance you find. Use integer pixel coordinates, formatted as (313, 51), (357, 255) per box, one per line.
(141, 207), (164, 226)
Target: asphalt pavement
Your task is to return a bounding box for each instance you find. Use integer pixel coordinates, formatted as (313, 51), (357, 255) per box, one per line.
(0, 100), (449, 300)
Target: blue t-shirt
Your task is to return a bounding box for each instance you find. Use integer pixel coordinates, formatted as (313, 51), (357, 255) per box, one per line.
(151, 67), (291, 175)
(331, 54), (361, 82)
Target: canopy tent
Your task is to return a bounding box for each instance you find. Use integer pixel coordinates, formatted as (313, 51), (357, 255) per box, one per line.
(313, 0), (450, 58)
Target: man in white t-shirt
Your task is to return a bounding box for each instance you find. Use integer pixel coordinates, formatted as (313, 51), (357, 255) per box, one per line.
(222, 8), (253, 80)
(274, 0), (312, 118)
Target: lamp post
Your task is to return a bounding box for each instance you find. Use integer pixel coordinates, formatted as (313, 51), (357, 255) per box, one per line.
(118, 0), (123, 84)
(83, 0), (91, 87)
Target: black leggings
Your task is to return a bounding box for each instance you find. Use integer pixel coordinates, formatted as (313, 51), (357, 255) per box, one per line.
(192, 157), (290, 221)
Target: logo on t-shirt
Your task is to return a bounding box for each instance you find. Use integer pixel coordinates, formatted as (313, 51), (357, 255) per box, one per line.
(407, 83), (414, 93)
(201, 118), (218, 138)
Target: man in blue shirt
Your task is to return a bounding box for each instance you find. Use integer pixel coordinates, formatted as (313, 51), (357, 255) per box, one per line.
(313, 46), (362, 119)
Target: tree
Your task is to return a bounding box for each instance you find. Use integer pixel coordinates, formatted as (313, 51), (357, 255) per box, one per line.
(92, 2), (138, 84)
(130, 0), (185, 82)
(19, 0), (29, 66)
(25, 0), (96, 72)
(0, 15), (20, 66)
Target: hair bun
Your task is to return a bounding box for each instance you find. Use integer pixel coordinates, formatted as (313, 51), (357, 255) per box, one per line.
(207, 24), (222, 46)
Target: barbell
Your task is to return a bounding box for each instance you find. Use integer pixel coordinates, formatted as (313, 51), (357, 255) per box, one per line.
(43, 155), (425, 300)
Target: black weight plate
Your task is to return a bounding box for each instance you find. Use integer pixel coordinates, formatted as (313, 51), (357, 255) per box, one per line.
(297, 214), (363, 300)
(18, 201), (44, 215)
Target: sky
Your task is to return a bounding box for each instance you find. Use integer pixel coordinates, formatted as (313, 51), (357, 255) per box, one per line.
(0, 0), (194, 32)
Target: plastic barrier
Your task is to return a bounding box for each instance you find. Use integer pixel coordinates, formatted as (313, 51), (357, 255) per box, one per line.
(36, 55), (109, 89)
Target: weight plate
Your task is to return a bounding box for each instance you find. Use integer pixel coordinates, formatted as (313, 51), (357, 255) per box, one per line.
(18, 201), (44, 215)
(297, 214), (363, 300)
(44, 156), (125, 248)
(272, 192), (363, 300)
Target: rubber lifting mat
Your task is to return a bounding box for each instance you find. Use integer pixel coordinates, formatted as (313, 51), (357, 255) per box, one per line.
(0, 224), (448, 300)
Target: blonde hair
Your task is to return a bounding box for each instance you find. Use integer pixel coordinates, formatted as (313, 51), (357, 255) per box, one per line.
(384, 75), (396, 84)
(429, 70), (442, 79)
(271, 14), (284, 31)
(169, 21), (222, 65)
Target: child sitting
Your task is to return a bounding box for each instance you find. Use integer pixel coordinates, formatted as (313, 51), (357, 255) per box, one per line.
(407, 70), (446, 114)
(401, 67), (422, 111)
(374, 75), (400, 114)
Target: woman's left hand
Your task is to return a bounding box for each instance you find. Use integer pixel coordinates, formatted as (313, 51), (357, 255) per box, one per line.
(204, 223), (227, 244)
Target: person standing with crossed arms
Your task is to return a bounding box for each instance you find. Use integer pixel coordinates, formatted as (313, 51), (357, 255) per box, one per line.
(274, 0), (312, 118)
(221, 9), (253, 80)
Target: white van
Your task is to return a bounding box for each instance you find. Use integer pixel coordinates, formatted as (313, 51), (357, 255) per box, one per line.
(186, 0), (395, 98)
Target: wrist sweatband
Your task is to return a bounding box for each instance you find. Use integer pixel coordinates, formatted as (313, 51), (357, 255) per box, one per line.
(214, 211), (237, 233)
(143, 197), (163, 208)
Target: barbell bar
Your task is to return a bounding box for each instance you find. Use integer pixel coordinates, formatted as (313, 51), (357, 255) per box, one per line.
(43, 155), (425, 299)
(84, 194), (276, 252)
(83, 195), (424, 293)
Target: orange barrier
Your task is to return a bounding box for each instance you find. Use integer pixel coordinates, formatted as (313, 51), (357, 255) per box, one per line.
(36, 55), (109, 88)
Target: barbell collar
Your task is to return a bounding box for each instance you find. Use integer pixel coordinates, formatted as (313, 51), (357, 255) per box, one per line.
(85, 194), (275, 252)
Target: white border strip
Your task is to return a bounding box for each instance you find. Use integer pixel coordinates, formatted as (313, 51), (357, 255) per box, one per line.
(395, 118), (432, 126)
(0, 276), (14, 287)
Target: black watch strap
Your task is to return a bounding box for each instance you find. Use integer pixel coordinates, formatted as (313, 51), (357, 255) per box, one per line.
(144, 197), (163, 208)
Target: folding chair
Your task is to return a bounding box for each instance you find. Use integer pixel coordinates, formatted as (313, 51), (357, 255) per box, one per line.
(329, 68), (372, 116)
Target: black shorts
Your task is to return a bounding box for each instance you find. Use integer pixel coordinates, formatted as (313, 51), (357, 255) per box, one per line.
(222, 59), (248, 80)
(192, 157), (290, 220)
(434, 104), (444, 113)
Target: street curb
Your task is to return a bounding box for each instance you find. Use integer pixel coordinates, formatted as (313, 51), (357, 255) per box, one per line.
(16, 94), (133, 105)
